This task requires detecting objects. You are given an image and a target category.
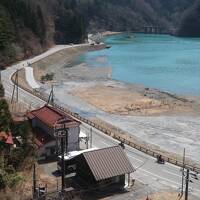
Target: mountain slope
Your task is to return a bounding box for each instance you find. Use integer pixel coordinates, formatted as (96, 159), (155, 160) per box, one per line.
(76, 0), (195, 32)
(0, 0), (85, 67)
(177, 0), (200, 37)
(0, 0), (198, 67)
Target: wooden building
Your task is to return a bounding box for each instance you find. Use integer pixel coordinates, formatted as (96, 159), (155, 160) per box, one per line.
(27, 105), (81, 158)
(63, 146), (135, 190)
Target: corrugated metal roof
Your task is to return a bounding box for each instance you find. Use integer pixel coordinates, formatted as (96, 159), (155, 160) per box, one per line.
(27, 105), (80, 128)
(83, 146), (135, 181)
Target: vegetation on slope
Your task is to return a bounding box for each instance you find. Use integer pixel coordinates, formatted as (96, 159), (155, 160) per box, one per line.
(0, 83), (35, 190)
(177, 0), (200, 37)
(0, 0), (86, 67)
(74, 0), (195, 32)
(0, 0), (199, 67)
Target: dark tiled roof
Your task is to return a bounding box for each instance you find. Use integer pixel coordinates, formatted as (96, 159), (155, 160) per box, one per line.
(27, 105), (80, 128)
(83, 146), (135, 181)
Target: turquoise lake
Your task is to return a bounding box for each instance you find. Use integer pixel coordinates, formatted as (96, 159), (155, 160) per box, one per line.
(82, 34), (200, 95)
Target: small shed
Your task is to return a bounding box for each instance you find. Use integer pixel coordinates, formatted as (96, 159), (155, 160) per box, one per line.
(74, 146), (135, 189)
(27, 105), (81, 157)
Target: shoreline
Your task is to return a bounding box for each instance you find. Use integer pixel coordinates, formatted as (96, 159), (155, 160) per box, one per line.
(30, 46), (200, 117)
(16, 41), (200, 164)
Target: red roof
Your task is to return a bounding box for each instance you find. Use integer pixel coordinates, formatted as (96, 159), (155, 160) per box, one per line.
(6, 133), (14, 145)
(27, 105), (80, 128)
(0, 131), (14, 145)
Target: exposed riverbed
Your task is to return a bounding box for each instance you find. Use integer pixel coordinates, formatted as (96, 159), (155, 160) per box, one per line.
(29, 36), (200, 163)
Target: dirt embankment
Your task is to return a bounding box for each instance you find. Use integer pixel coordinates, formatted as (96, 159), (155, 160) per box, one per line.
(141, 192), (191, 200)
(72, 84), (200, 116)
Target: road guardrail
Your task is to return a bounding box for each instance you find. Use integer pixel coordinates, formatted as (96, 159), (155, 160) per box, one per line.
(12, 71), (200, 174)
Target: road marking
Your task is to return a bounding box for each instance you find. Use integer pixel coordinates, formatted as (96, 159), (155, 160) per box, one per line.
(138, 168), (180, 186)
(98, 140), (110, 147)
(128, 154), (144, 163)
(163, 169), (182, 178)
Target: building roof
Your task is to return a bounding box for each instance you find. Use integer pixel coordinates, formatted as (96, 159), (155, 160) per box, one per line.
(59, 148), (98, 161)
(0, 131), (14, 145)
(82, 146), (135, 181)
(27, 105), (80, 128)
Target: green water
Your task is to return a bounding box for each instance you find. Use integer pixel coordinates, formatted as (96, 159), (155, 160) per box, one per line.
(82, 33), (200, 95)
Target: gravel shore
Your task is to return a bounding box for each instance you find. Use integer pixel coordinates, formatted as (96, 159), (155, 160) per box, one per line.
(29, 43), (200, 163)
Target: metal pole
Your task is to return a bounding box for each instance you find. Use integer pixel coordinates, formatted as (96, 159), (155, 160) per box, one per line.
(61, 136), (65, 191)
(47, 85), (54, 105)
(51, 85), (54, 106)
(181, 148), (186, 196)
(86, 136), (89, 149)
(185, 169), (189, 200)
(65, 128), (68, 154)
(33, 164), (36, 199)
(16, 69), (19, 102)
(11, 71), (17, 103)
(90, 128), (92, 148)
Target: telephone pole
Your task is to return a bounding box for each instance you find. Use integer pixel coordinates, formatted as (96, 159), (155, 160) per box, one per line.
(185, 169), (189, 200)
(55, 125), (68, 194)
(47, 85), (54, 106)
(11, 69), (19, 104)
(33, 164), (37, 199)
(181, 148), (186, 196)
(61, 135), (65, 191)
(90, 128), (92, 148)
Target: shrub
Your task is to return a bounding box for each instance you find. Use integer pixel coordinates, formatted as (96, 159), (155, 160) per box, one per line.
(0, 83), (4, 97)
(41, 72), (54, 82)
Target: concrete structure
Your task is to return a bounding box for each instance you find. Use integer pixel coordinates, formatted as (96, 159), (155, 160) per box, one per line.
(27, 105), (81, 158)
(144, 26), (162, 34)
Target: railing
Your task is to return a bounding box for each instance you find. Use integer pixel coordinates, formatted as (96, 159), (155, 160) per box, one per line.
(12, 71), (200, 174)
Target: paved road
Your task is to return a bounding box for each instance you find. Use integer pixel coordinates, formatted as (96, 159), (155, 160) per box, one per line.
(80, 123), (200, 197)
(1, 46), (200, 198)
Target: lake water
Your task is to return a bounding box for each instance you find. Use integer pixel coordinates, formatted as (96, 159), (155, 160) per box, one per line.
(82, 34), (200, 95)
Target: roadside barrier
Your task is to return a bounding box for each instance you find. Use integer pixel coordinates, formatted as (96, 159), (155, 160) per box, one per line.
(12, 71), (200, 174)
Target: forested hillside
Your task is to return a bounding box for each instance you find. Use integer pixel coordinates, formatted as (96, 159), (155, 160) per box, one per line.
(177, 0), (200, 37)
(76, 0), (195, 32)
(0, 0), (198, 67)
(0, 0), (85, 67)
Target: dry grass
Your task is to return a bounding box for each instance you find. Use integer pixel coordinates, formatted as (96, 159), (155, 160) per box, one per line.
(143, 192), (190, 200)
(72, 85), (193, 116)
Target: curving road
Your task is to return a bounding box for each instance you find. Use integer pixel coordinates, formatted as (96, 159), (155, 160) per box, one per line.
(1, 45), (200, 198)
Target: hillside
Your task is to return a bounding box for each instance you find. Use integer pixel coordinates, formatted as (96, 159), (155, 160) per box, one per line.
(76, 0), (195, 32)
(0, 0), (198, 67)
(0, 0), (85, 67)
(177, 0), (200, 37)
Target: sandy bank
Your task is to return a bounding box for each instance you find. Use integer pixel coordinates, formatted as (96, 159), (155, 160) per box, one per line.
(101, 31), (122, 37)
(15, 41), (200, 163)
(72, 83), (200, 116)
(31, 44), (110, 84)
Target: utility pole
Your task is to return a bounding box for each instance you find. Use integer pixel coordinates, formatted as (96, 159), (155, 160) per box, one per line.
(11, 69), (19, 104)
(185, 169), (189, 200)
(33, 164), (37, 199)
(90, 128), (92, 148)
(60, 127), (68, 193)
(181, 148), (186, 196)
(47, 85), (54, 106)
(61, 135), (65, 192)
